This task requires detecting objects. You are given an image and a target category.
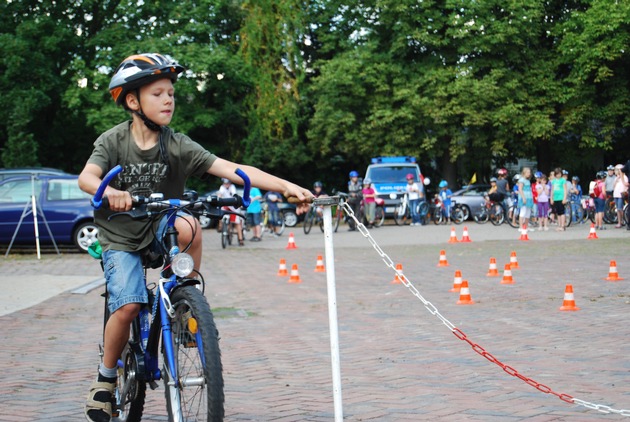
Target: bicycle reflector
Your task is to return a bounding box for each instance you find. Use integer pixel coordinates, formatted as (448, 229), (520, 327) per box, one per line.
(172, 253), (195, 277)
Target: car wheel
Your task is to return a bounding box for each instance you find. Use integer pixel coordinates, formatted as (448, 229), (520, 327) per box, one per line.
(74, 221), (99, 252)
(198, 215), (212, 229)
(283, 210), (299, 227)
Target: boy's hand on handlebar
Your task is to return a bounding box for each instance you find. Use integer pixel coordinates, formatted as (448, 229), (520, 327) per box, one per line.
(283, 185), (315, 215)
(105, 188), (132, 212)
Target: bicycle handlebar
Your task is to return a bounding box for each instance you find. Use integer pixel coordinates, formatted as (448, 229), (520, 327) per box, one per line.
(91, 165), (123, 209)
(91, 166), (252, 217)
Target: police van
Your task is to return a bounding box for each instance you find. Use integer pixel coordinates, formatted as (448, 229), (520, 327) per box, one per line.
(364, 156), (424, 216)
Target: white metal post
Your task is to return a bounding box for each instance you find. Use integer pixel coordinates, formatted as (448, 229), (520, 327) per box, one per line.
(320, 200), (343, 421)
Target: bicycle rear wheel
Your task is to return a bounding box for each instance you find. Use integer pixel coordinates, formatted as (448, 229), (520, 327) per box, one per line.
(164, 286), (224, 422)
(374, 206), (385, 227)
(489, 204), (505, 226)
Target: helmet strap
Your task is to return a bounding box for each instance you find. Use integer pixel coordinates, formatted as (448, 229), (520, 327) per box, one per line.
(131, 90), (170, 172)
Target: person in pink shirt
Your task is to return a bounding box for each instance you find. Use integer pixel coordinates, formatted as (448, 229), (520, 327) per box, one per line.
(362, 178), (376, 228)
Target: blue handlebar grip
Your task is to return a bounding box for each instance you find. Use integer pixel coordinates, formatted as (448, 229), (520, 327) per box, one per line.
(235, 168), (251, 207)
(91, 165), (123, 209)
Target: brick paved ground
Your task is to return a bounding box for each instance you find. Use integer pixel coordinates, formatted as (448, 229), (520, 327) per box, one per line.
(1, 221), (629, 421)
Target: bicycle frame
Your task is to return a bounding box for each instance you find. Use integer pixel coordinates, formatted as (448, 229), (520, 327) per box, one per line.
(93, 164), (251, 421)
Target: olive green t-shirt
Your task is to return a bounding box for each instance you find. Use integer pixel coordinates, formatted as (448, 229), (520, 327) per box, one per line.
(87, 121), (217, 251)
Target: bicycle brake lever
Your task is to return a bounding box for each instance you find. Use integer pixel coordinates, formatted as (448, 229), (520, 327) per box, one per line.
(107, 208), (150, 221)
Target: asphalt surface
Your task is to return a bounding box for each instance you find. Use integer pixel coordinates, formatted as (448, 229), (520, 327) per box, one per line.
(1, 220), (629, 421)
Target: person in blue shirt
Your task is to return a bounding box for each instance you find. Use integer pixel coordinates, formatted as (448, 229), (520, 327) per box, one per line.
(264, 190), (283, 236)
(438, 180), (452, 223)
(247, 187), (263, 241)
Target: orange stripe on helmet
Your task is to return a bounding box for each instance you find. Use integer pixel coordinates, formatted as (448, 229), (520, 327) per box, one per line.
(110, 86), (123, 102)
(124, 54), (157, 64)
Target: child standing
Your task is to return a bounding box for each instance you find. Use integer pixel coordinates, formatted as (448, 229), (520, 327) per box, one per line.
(536, 174), (550, 231)
(438, 180), (452, 223)
(518, 167), (534, 233)
(362, 178), (376, 227)
(550, 168), (568, 231)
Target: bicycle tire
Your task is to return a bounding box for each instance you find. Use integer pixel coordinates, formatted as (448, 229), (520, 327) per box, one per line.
(417, 202), (429, 225)
(565, 204), (573, 228)
(507, 206), (519, 228)
(164, 286), (224, 422)
(474, 207), (489, 224)
(625, 204), (630, 226)
(221, 220), (228, 249)
(393, 203), (407, 226)
(432, 207), (443, 225)
(604, 198), (617, 224)
(333, 206), (342, 232)
(102, 292), (146, 422)
(489, 204), (504, 226)
(374, 206), (385, 227)
(451, 207), (465, 225)
(303, 210), (314, 234)
(227, 224), (234, 245)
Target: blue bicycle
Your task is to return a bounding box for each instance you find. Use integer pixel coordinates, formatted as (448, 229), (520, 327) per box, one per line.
(91, 165), (251, 422)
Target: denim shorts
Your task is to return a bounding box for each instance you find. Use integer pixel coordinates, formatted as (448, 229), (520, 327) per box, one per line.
(615, 197), (624, 211)
(102, 213), (175, 314)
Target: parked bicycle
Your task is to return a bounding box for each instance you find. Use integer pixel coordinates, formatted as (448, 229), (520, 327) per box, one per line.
(303, 203), (325, 234)
(259, 201), (286, 237)
(90, 165), (252, 422)
(393, 193), (428, 226)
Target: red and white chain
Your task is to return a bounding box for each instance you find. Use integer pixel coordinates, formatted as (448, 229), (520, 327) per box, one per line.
(341, 202), (630, 416)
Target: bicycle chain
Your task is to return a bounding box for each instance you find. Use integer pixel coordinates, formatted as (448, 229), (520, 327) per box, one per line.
(339, 202), (630, 417)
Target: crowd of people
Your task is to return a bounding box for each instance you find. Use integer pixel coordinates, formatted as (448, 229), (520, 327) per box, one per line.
(485, 164), (629, 233)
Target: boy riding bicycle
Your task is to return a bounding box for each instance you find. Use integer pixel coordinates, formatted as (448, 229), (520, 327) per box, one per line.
(78, 53), (312, 422)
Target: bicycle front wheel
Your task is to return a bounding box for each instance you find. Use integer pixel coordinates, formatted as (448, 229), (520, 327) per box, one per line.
(393, 203), (406, 226)
(164, 286), (224, 422)
(303, 210), (314, 234)
(451, 207), (465, 224)
(507, 206), (519, 228)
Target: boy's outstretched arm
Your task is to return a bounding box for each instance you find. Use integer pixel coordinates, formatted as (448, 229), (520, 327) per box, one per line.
(208, 158), (314, 205)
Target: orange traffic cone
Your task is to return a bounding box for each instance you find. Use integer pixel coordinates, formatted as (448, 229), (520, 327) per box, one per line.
(509, 251), (520, 269)
(448, 226), (459, 243)
(456, 280), (475, 305)
(605, 260), (624, 281)
(486, 257), (499, 277)
(450, 270), (463, 292)
(519, 227), (530, 241)
(501, 264), (514, 284)
(288, 264), (302, 283)
(391, 263), (404, 284)
(277, 258), (288, 276)
(437, 250), (449, 267)
(314, 255), (326, 272)
(460, 226), (472, 242)
(286, 232), (297, 249)
(587, 223), (599, 240)
(559, 284), (580, 311)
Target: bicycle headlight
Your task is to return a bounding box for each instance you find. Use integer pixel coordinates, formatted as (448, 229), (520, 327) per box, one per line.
(172, 253), (195, 277)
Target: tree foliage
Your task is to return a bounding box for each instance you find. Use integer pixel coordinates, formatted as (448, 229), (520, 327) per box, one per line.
(0, 0), (628, 189)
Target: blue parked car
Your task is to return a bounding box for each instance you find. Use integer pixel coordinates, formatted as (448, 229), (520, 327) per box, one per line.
(0, 175), (97, 252)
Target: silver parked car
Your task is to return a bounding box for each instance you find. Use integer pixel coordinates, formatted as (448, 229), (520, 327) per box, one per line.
(450, 184), (491, 220)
